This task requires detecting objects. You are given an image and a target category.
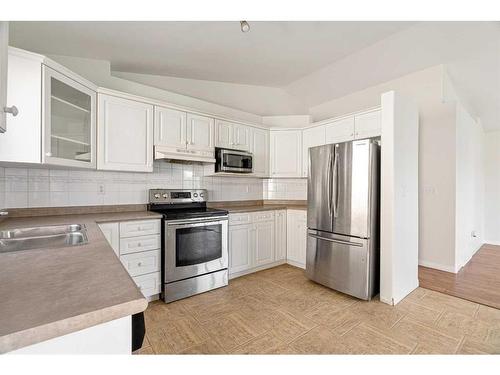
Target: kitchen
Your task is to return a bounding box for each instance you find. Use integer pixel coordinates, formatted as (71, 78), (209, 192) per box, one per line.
(1, 7), (500, 372)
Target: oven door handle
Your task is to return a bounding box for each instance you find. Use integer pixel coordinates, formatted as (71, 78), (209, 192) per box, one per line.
(166, 217), (228, 227)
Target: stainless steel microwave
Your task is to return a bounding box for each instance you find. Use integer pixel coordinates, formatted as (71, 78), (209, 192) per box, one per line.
(215, 148), (253, 173)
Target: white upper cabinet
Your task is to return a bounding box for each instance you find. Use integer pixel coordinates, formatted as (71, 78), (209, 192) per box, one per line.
(215, 119), (250, 151)
(250, 127), (269, 177)
(324, 117), (355, 144)
(302, 125), (326, 177)
(154, 106), (186, 149)
(186, 113), (214, 152)
(0, 48), (43, 163)
(270, 130), (302, 178)
(0, 22), (8, 133)
(98, 93), (153, 172)
(43, 66), (96, 168)
(354, 110), (381, 139)
(0, 48), (97, 168)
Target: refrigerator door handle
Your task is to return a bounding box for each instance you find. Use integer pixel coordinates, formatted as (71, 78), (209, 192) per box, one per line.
(308, 233), (364, 247)
(332, 146), (339, 218)
(327, 150), (333, 215)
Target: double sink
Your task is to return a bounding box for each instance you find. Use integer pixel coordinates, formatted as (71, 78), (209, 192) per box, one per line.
(0, 224), (88, 253)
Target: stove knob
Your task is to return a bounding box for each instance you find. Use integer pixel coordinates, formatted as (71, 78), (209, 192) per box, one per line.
(193, 193), (198, 198)
(162, 193), (168, 199)
(199, 192), (204, 198)
(154, 193), (160, 199)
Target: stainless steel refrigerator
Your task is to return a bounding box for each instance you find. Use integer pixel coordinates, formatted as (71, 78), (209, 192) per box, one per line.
(306, 139), (380, 300)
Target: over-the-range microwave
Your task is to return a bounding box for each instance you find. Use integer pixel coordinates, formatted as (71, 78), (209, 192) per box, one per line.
(215, 147), (253, 173)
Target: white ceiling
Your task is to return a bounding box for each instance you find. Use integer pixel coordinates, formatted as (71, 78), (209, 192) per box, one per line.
(9, 21), (413, 87)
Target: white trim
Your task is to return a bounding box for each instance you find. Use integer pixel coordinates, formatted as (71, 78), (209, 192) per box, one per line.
(304, 106), (382, 129)
(229, 259), (286, 279)
(485, 240), (500, 246)
(418, 259), (457, 273)
(286, 259), (305, 269)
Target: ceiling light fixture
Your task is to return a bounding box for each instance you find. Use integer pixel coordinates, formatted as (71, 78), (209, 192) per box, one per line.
(240, 21), (250, 33)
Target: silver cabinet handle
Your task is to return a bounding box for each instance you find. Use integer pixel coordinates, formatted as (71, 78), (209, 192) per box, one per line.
(4, 106), (19, 117)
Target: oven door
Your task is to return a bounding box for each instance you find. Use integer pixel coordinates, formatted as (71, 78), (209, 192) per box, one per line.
(220, 150), (253, 173)
(164, 217), (228, 283)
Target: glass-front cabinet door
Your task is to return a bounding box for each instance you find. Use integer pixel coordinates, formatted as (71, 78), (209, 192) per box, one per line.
(43, 66), (96, 168)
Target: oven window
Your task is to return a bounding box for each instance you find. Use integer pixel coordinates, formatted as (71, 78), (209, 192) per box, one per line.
(176, 224), (222, 267)
(223, 153), (252, 169)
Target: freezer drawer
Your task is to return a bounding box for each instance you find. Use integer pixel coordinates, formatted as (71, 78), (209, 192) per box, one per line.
(305, 229), (378, 300)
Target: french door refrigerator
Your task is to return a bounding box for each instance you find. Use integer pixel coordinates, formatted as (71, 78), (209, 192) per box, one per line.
(306, 139), (380, 300)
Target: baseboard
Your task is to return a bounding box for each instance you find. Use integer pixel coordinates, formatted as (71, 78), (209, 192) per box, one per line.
(418, 259), (457, 273)
(485, 240), (500, 246)
(286, 259), (306, 269)
(229, 260), (286, 279)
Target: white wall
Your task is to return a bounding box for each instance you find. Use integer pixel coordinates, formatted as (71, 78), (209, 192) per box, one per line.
(0, 162), (263, 209)
(47, 54), (264, 125)
(484, 130), (500, 245)
(455, 104), (485, 269)
(113, 71), (309, 117)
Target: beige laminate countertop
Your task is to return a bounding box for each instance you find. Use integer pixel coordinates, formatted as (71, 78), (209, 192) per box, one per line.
(0, 210), (162, 353)
(208, 201), (307, 213)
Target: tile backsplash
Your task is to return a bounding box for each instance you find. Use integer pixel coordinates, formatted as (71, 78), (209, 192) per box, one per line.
(0, 162), (263, 209)
(263, 178), (307, 200)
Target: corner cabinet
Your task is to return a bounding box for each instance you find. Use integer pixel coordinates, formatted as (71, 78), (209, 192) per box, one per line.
(270, 129), (302, 178)
(97, 93), (153, 172)
(250, 127), (269, 177)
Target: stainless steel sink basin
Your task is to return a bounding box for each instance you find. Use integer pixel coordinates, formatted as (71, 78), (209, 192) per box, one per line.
(0, 224), (88, 253)
(0, 224), (84, 239)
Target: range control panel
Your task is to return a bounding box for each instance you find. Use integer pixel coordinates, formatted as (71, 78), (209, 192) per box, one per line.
(148, 189), (207, 204)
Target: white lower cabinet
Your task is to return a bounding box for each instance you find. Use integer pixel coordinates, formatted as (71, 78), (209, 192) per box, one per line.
(228, 210), (283, 278)
(286, 210), (307, 268)
(98, 219), (161, 299)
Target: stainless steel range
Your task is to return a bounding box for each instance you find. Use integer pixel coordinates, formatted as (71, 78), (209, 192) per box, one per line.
(148, 189), (229, 303)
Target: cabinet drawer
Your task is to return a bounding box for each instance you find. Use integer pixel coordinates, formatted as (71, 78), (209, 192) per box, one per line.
(119, 219), (160, 238)
(229, 213), (251, 226)
(133, 272), (161, 297)
(252, 210), (275, 222)
(120, 234), (160, 255)
(120, 249), (161, 277)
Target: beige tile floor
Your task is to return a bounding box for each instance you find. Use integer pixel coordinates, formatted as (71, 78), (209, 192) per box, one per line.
(137, 264), (500, 354)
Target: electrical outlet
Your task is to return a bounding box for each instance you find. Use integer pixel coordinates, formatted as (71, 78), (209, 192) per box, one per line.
(98, 184), (105, 195)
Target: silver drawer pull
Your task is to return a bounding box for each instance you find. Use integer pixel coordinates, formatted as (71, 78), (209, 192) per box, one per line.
(137, 262), (143, 267)
(308, 233), (363, 247)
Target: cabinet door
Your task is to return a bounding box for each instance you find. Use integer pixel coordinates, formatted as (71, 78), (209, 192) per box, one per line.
(0, 22), (8, 133)
(275, 210), (287, 261)
(98, 222), (120, 256)
(215, 119), (234, 149)
(43, 66), (96, 168)
(98, 94), (153, 172)
(270, 130), (302, 177)
(154, 106), (187, 149)
(0, 49), (43, 163)
(229, 224), (253, 274)
(286, 210), (307, 268)
(254, 220), (275, 266)
(302, 125), (326, 177)
(251, 127), (269, 177)
(354, 110), (381, 139)
(233, 124), (250, 151)
(186, 113), (214, 152)
(324, 117), (355, 144)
